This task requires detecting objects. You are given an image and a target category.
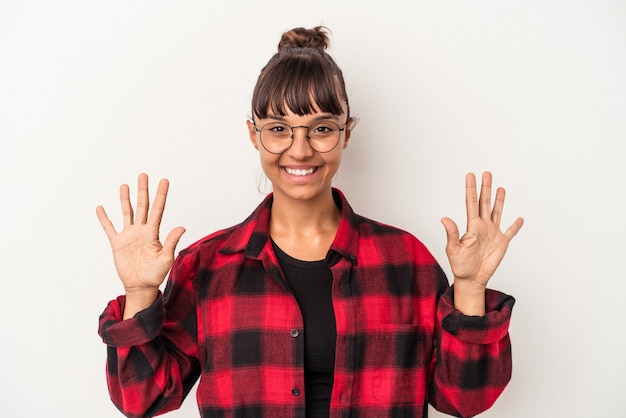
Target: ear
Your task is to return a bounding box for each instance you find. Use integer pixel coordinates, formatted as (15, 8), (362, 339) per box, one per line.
(246, 120), (259, 150)
(342, 117), (356, 149)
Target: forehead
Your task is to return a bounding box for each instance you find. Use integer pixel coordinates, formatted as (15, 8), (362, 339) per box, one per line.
(263, 100), (347, 119)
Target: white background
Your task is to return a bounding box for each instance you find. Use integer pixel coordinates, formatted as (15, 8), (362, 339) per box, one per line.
(1, 1), (625, 417)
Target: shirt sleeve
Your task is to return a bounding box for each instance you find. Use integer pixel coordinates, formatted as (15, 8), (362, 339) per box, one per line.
(428, 285), (515, 417)
(98, 249), (200, 418)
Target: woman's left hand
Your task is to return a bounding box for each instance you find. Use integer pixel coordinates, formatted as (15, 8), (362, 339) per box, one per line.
(441, 172), (524, 314)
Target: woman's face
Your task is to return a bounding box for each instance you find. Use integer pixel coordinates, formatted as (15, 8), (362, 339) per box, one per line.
(247, 103), (352, 204)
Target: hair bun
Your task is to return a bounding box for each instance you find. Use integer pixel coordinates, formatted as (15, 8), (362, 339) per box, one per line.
(278, 26), (330, 52)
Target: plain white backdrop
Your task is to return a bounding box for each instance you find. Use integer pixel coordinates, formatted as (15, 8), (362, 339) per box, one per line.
(1, 1), (625, 417)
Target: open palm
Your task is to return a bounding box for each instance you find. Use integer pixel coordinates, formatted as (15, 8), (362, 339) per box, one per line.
(441, 172), (524, 289)
(96, 173), (185, 293)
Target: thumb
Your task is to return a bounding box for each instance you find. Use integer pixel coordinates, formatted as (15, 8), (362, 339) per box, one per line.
(441, 217), (460, 246)
(162, 226), (186, 256)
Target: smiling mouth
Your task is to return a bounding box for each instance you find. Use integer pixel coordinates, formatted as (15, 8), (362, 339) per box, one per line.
(283, 167), (318, 176)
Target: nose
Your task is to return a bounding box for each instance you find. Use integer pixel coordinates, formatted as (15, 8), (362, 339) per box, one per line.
(288, 126), (314, 158)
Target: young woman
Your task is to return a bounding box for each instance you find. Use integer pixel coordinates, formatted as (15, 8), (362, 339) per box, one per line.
(97, 26), (523, 418)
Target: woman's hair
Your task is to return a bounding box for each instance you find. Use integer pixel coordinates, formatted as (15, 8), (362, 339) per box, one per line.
(251, 26), (350, 121)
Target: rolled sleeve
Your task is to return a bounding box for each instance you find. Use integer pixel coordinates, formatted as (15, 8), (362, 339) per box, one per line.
(98, 292), (164, 348)
(438, 286), (515, 344)
(429, 286), (515, 416)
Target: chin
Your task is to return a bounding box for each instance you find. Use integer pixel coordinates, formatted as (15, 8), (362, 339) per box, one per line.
(273, 183), (331, 202)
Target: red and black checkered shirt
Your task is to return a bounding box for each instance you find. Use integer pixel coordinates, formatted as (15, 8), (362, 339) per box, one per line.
(99, 188), (514, 418)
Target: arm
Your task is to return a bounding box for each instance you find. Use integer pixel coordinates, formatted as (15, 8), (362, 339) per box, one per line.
(98, 254), (200, 418)
(96, 174), (199, 417)
(428, 172), (523, 416)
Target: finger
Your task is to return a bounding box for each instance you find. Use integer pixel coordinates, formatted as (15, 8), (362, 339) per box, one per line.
(504, 217), (524, 241)
(491, 187), (506, 227)
(96, 205), (118, 241)
(478, 171), (492, 220)
(465, 172), (479, 221)
(162, 226), (186, 258)
(441, 217), (460, 248)
(120, 183), (134, 227)
(147, 178), (170, 227)
(135, 173), (150, 224)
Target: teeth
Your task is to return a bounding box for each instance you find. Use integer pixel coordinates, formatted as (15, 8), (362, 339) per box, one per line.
(285, 167), (315, 176)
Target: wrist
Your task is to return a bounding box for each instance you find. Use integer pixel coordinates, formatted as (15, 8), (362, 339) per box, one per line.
(452, 279), (486, 316)
(123, 287), (159, 320)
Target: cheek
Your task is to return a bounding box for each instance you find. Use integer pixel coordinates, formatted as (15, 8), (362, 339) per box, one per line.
(325, 151), (343, 168)
(258, 151), (280, 170)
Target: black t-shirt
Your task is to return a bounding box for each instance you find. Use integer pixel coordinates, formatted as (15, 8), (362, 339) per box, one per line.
(272, 241), (337, 418)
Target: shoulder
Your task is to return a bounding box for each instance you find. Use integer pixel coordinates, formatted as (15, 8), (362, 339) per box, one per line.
(354, 214), (438, 265)
(178, 224), (241, 258)
(355, 213), (410, 236)
(351, 213), (448, 296)
(354, 213), (424, 247)
(334, 188), (437, 264)
(166, 224), (245, 282)
(173, 192), (273, 267)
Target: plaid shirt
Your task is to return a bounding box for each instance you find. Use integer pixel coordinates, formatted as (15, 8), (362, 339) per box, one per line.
(99, 188), (514, 418)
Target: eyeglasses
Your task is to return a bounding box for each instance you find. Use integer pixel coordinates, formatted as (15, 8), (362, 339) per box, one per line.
(254, 120), (347, 154)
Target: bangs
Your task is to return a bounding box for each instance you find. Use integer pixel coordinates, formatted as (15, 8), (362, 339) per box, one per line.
(252, 50), (347, 120)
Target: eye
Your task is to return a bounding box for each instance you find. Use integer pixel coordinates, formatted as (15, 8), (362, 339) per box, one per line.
(262, 123), (290, 136)
(311, 122), (338, 136)
(314, 126), (332, 133)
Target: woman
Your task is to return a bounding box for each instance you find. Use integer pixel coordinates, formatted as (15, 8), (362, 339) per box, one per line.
(97, 26), (523, 418)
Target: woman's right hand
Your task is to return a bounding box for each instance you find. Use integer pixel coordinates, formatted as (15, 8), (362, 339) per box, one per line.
(96, 173), (185, 319)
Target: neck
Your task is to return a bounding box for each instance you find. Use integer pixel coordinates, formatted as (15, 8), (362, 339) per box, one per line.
(269, 189), (341, 260)
(270, 188), (339, 233)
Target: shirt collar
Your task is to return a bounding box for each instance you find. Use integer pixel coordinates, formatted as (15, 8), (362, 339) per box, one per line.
(219, 188), (359, 265)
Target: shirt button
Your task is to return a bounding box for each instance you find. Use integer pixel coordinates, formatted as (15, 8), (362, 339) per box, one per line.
(290, 329), (300, 338)
(292, 388), (300, 396)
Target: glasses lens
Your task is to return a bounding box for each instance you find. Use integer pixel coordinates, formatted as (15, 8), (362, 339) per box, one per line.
(308, 121), (341, 153)
(260, 123), (292, 153)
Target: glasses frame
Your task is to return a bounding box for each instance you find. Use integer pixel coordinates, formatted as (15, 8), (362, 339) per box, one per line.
(254, 119), (349, 154)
